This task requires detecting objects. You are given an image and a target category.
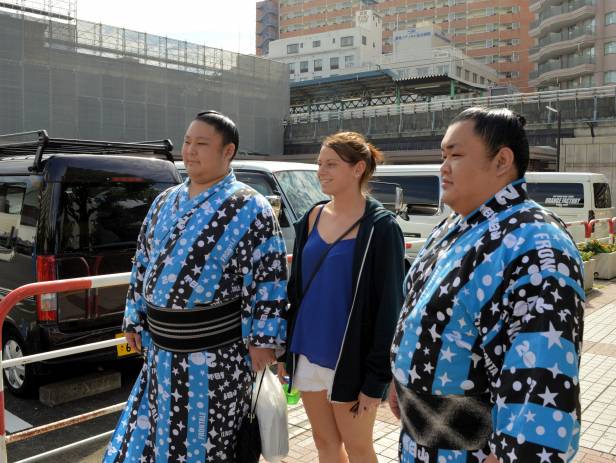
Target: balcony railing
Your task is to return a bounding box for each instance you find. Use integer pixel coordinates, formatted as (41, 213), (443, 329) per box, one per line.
(530, 54), (594, 79)
(530, 0), (596, 30)
(529, 25), (595, 55)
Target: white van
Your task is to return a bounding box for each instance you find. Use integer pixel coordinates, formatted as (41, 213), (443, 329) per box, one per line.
(525, 172), (615, 243)
(374, 166), (614, 244)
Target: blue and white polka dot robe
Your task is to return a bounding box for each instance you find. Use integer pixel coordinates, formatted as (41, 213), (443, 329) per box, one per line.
(391, 180), (584, 463)
(104, 171), (287, 463)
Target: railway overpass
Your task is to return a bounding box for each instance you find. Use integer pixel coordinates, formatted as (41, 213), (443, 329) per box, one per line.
(284, 85), (616, 168)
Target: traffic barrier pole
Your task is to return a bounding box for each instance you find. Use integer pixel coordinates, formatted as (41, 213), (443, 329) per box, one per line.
(564, 220), (590, 242)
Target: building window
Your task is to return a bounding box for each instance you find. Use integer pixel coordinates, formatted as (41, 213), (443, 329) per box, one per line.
(480, 76), (485, 84)
(300, 61), (308, 73)
(287, 43), (299, 54)
(607, 12), (616, 26)
(344, 55), (355, 67)
(330, 57), (339, 69)
(605, 71), (616, 83)
(465, 69), (470, 80)
(456, 66), (462, 77)
(288, 63), (295, 74)
(313, 40), (321, 48)
(362, 35), (367, 45)
(341, 36), (354, 47)
(472, 73), (477, 83)
(605, 41), (616, 54)
(314, 59), (323, 71)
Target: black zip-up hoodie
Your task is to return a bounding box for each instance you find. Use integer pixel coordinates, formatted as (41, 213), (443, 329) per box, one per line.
(283, 197), (406, 402)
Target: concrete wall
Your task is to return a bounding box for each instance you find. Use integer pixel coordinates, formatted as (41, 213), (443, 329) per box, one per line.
(562, 126), (616, 204)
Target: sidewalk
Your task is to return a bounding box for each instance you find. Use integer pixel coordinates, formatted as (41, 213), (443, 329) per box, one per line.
(268, 279), (616, 463)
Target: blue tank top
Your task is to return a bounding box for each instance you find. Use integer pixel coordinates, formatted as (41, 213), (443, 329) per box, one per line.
(290, 206), (356, 369)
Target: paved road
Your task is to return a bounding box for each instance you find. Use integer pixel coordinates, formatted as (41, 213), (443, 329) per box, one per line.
(5, 358), (141, 462)
(6, 280), (616, 462)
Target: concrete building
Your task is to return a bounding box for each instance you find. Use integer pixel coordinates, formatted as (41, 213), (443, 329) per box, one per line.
(1, 1), (289, 154)
(258, 0), (534, 91)
(267, 10), (383, 80)
(385, 22), (498, 91)
(529, 0), (616, 91)
(267, 10), (497, 94)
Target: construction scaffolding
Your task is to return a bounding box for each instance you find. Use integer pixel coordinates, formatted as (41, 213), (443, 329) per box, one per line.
(0, 1), (289, 154)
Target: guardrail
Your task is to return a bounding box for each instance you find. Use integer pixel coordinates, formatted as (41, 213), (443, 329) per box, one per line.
(565, 217), (616, 243)
(0, 273), (131, 463)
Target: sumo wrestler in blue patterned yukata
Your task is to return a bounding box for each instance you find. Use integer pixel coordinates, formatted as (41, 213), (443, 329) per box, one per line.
(389, 107), (584, 463)
(103, 111), (287, 463)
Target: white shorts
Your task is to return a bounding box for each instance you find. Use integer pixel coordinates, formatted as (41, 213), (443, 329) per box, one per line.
(293, 355), (335, 398)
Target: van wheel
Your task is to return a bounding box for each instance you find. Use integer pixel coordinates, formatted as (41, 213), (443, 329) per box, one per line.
(2, 329), (37, 397)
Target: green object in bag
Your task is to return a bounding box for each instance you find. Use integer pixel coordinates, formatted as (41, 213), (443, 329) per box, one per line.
(282, 383), (300, 405)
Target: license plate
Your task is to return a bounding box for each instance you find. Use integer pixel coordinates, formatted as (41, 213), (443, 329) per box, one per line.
(116, 333), (136, 357)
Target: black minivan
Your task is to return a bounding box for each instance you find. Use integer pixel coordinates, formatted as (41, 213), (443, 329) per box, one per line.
(0, 131), (181, 395)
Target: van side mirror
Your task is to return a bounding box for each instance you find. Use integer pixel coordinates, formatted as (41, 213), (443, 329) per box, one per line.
(266, 195), (282, 220)
(0, 226), (17, 257)
(394, 186), (410, 220)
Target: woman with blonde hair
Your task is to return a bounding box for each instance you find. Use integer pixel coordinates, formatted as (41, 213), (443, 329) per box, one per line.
(279, 131), (405, 462)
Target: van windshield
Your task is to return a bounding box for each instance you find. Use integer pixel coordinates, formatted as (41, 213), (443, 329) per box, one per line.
(526, 182), (584, 208)
(274, 170), (329, 218)
(59, 181), (174, 252)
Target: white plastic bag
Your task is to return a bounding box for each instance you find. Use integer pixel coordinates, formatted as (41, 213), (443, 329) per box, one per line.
(254, 368), (289, 462)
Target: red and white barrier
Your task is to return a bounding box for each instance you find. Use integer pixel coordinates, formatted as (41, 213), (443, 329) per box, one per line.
(0, 272), (130, 463)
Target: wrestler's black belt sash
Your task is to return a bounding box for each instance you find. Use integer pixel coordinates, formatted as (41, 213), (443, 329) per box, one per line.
(395, 380), (492, 450)
(145, 298), (243, 353)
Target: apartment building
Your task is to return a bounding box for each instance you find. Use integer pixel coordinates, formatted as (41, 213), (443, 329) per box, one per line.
(256, 0), (279, 56)
(258, 0), (533, 91)
(529, 0), (616, 91)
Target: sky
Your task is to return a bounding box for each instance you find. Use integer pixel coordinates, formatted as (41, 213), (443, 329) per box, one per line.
(76, 0), (259, 55)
